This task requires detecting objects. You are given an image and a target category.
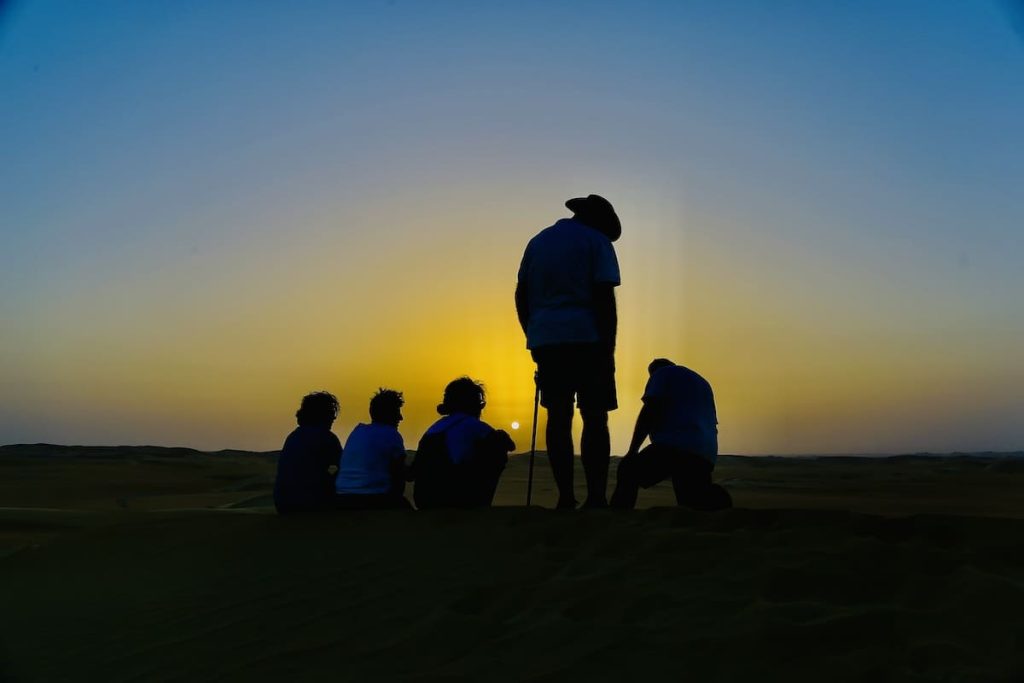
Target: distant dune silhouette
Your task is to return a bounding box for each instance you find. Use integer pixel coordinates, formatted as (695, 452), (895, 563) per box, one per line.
(2, 443), (1024, 515)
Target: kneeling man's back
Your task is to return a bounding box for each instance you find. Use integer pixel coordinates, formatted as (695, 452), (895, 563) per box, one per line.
(645, 364), (718, 464)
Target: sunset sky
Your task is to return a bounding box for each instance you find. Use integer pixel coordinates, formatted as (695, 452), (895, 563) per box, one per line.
(2, 1), (1023, 455)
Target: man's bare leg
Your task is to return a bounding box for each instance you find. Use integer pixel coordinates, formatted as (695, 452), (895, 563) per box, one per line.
(580, 409), (610, 508)
(545, 403), (576, 508)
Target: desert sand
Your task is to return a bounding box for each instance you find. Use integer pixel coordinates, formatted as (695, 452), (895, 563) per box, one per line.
(2, 444), (1023, 682)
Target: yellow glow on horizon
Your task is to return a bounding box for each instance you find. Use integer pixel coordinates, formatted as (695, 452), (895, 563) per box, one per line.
(6, 186), (1021, 456)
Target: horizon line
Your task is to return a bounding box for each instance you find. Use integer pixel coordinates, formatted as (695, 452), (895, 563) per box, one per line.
(3, 442), (1023, 459)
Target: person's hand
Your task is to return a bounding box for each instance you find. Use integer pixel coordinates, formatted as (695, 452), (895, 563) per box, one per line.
(491, 429), (516, 452)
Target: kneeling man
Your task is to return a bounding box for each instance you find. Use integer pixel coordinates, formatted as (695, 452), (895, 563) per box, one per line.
(610, 359), (731, 511)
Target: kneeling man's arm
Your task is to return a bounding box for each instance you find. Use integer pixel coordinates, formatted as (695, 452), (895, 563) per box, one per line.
(626, 398), (661, 457)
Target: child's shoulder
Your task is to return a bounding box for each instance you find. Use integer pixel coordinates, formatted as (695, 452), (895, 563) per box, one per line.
(468, 416), (496, 436)
(364, 421), (402, 441)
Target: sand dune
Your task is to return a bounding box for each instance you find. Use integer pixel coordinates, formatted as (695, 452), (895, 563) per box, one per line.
(2, 445), (1023, 682)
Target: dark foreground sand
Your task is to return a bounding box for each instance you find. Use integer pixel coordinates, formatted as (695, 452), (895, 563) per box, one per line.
(2, 445), (1023, 682)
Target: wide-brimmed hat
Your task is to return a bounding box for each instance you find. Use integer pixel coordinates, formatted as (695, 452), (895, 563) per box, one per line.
(565, 194), (621, 242)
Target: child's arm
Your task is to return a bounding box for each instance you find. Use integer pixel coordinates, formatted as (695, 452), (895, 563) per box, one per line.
(323, 433), (343, 474)
(491, 429), (516, 453)
(390, 435), (412, 489)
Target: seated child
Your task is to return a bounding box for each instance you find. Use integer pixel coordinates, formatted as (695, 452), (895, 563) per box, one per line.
(273, 391), (343, 514)
(334, 388), (411, 509)
(411, 377), (515, 509)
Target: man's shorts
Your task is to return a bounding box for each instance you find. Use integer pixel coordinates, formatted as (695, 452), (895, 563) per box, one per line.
(531, 343), (617, 412)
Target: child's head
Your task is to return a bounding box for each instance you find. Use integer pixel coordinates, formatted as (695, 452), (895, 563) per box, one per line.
(369, 388), (404, 427)
(437, 377), (486, 417)
(295, 391), (340, 428)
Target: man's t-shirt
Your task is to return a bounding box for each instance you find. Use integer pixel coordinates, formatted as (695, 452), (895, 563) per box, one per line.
(424, 414), (496, 465)
(273, 425), (343, 511)
(643, 365), (718, 464)
(335, 423), (406, 495)
(517, 218), (621, 349)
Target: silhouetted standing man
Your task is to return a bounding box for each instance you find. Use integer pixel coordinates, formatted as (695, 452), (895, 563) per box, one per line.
(516, 195), (621, 509)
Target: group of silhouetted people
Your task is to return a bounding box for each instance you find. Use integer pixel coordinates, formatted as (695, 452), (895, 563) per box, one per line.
(273, 377), (514, 513)
(274, 194), (731, 513)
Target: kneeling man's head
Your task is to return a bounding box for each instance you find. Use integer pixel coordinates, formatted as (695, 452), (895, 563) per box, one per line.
(648, 358), (676, 376)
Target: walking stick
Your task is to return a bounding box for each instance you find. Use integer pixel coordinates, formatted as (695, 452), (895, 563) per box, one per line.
(526, 370), (540, 506)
